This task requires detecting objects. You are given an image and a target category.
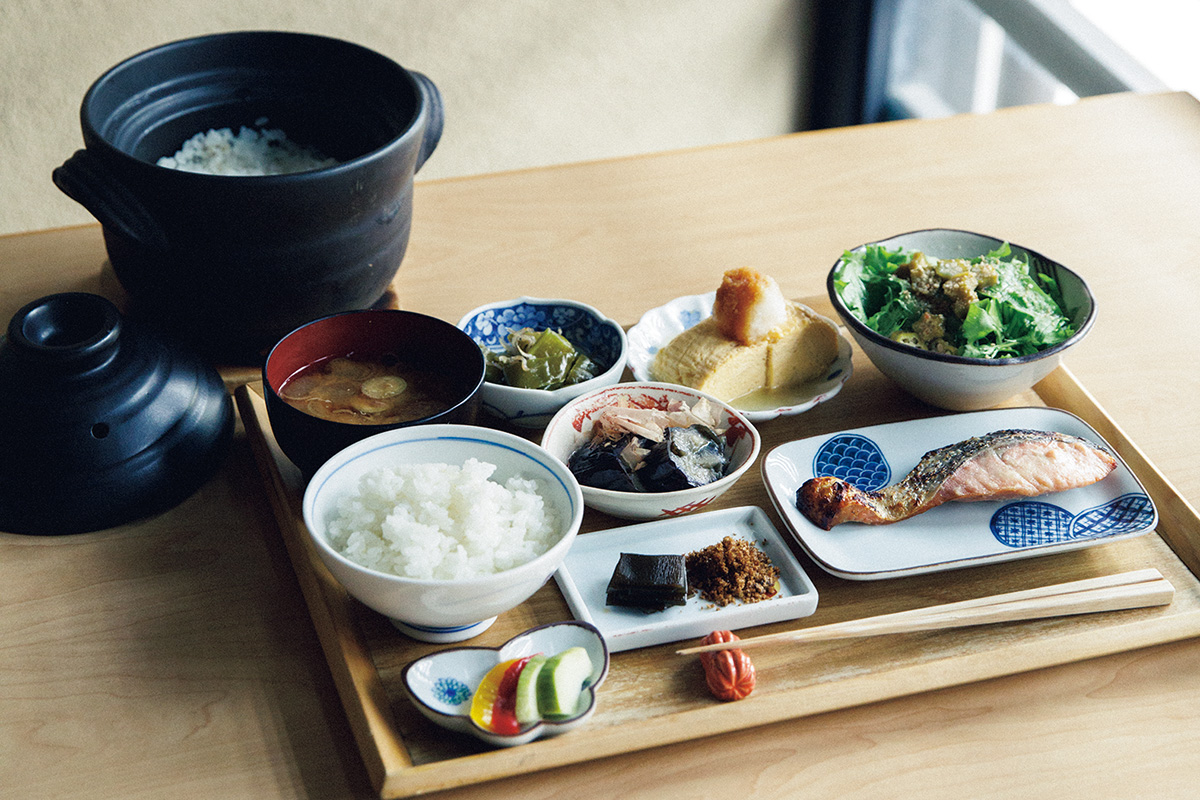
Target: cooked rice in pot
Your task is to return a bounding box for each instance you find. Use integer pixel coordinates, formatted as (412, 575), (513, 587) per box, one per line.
(157, 126), (338, 175)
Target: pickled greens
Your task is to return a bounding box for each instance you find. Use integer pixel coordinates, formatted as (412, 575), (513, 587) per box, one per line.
(482, 327), (598, 390)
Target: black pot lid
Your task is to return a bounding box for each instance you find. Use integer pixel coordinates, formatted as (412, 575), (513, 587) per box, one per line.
(0, 293), (234, 535)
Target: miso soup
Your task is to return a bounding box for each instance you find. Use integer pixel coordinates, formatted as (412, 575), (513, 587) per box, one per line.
(279, 355), (457, 425)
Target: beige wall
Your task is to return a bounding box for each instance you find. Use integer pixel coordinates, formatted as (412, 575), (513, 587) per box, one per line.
(0, 0), (813, 236)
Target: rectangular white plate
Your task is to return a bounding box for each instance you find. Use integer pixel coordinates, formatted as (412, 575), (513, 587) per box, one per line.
(554, 506), (819, 652)
(762, 407), (1157, 581)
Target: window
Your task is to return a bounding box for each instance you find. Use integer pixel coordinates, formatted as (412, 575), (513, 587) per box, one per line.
(863, 0), (1172, 123)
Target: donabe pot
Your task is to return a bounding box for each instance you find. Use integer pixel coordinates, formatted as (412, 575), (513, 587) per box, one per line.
(53, 31), (444, 362)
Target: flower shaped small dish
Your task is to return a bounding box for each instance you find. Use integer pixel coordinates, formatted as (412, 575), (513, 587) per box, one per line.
(457, 297), (628, 429)
(401, 621), (610, 747)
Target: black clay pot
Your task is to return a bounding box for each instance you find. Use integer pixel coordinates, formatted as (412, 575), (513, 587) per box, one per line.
(0, 293), (235, 535)
(53, 31), (444, 362)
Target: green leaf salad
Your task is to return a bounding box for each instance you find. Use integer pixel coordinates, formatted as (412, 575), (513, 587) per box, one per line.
(834, 243), (1075, 359)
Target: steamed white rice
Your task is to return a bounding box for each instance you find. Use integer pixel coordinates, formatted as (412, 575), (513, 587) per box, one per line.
(157, 126), (338, 175)
(325, 458), (561, 580)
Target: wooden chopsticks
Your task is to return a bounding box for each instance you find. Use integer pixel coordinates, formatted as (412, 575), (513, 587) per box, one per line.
(676, 568), (1174, 655)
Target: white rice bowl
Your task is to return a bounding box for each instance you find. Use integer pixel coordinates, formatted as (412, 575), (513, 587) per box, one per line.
(301, 424), (583, 642)
(326, 458), (560, 580)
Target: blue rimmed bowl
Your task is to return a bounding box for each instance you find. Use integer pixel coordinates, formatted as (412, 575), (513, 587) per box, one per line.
(457, 297), (628, 429)
(401, 621), (609, 747)
(301, 424), (584, 642)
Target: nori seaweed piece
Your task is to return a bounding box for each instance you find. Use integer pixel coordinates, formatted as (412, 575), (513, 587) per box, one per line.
(605, 552), (688, 611)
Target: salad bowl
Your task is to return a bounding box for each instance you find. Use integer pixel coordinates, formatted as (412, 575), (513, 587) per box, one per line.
(828, 228), (1096, 410)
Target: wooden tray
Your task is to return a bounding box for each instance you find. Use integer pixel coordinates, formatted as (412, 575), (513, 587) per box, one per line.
(235, 302), (1200, 798)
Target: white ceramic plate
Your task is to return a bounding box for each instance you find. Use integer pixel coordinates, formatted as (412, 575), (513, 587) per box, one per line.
(554, 505), (819, 652)
(401, 621), (608, 747)
(761, 407), (1157, 580)
(626, 291), (853, 423)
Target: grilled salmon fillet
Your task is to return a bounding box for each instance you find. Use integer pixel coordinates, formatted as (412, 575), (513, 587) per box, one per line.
(796, 429), (1117, 530)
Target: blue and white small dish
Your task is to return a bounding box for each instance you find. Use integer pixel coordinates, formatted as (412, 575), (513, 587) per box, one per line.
(626, 291), (853, 423)
(761, 407), (1157, 580)
(401, 621), (609, 747)
(458, 297), (628, 429)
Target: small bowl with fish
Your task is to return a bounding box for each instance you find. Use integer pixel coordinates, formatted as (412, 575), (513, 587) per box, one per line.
(828, 229), (1096, 411)
(264, 309), (485, 476)
(457, 297), (628, 429)
(302, 424), (585, 642)
(541, 382), (761, 520)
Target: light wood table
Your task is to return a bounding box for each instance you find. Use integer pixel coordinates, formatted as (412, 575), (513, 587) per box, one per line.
(3, 91), (1199, 799)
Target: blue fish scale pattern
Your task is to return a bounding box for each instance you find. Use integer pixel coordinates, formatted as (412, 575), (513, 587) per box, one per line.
(990, 493), (1154, 547)
(432, 676), (471, 706)
(812, 434), (891, 491)
(461, 303), (622, 368)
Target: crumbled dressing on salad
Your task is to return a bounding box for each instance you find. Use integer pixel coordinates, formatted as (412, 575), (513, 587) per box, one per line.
(835, 243), (1075, 359)
(897, 252), (1003, 352)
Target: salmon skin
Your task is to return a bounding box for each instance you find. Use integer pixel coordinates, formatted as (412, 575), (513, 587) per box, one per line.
(795, 429), (1117, 530)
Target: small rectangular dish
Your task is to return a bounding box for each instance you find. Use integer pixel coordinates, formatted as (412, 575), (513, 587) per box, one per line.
(553, 505), (819, 651)
(762, 407), (1157, 580)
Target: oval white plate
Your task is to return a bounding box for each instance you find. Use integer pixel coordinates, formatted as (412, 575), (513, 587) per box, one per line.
(761, 407), (1157, 580)
(627, 291), (853, 422)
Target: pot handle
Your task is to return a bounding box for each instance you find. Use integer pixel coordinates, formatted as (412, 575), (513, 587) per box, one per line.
(52, 149), (169, 251)
(409, 71), (444, 173)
